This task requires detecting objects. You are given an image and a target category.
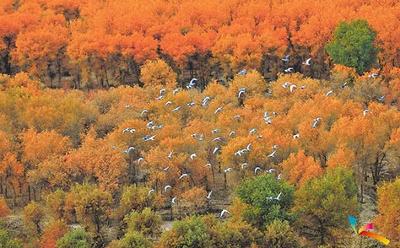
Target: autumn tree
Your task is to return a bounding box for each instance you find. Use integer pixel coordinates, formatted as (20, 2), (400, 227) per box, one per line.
(140, 60), (177, 88)
(293, 167), (358, 245)
(124, 208), (162, 238)
(40, 220), (68, 248)
(280, 150), (323, 187)
(0, 197), (10, 218)
(115, 185), (155, 224)
(23, 201), (45, 235)
(0, 227), (22, 248)
(45, 189), (66, 220)
(264, 220), (301, 248)
(374, 177), (400, 247)
(65, 184), (112, 237)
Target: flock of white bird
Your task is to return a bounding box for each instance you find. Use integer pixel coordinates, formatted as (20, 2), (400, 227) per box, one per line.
(120, 55), (381, 219)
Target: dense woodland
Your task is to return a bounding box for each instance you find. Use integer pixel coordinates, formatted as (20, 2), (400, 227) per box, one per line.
(1, 0), (400, 248)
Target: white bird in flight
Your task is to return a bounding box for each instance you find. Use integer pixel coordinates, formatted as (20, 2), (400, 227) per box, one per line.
(254, 167), (262, 174)
(238, 88), (246, 98)
(207, 191), (213, 199)
(312, 117), (321, 128)
(164, 185), (172, 192)
(143, 135), (156, 142)
(267, 150), (277, 158)
(289, 84), (297, 93)
(146, 121), (154, 129)
(303, 58), (312, 66)
(282, 82), (291, 89)
(187, 78), (198, 89)
(368, 73), (379, 79)
(326, 90), (333, 96)
(124, 146), (135, 154)
(148, 189), (155, 196)
(141, 109), (148, 117)
(201, 96), (211, 107)
(246, 143), (252, 151)
(224, 168), (233, 173)
(220, 209), (230, 218)
(284, 67), (294, 73)
(123, 127), (136, 133)
(281, 55), (290, 62)
(214, 107), (223, 114)
(238, 69), (247, 75)
(172, 106), (181, 112)
(267, 192), (282, 201)
(190, 153), (197, 160)
(213, 147), (220, 154)
(171, 197), (177, 204)
(212, 137), (223, 142)
(179, 173), (189, 180)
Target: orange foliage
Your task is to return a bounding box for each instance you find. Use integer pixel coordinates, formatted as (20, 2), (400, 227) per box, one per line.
(280, 150), (323, 186)
(39, 220), (68, 248)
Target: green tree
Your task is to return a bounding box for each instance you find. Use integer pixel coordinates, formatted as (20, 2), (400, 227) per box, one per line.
(235, 174), (295, 229)
(57, 228), (91, 248)
(124, 208), (162, 238)
(112, 231), (153, 248)
(292, 168), (358, 245)
(211, 218), (264, 248)
(264, 220), (301, 248)
(116, 185), (154, 221)
(0, 228), (22, 248)
(65, 184), (112, 235)
(23, 201), (45, 235)
(326, 20), (377, 74)
(158, 216), (212, 248)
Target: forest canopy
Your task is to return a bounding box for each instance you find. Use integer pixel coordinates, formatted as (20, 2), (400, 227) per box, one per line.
(0, 0), (399, 248)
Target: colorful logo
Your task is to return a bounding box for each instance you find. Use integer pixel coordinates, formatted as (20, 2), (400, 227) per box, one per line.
(348, 215), (390, 245)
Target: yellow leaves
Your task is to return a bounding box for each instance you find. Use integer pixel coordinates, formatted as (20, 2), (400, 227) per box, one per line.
(65, 129), (127, 192)
(140, 59), (177, 88)
(178, 187), (207, 213)
(228, 70), (267, 99)
(5, 72), (41, 90)
(21, 129), (71, 166)
(0, 152), (24, 176)
(0, 197), (10, 218)
(327, 146), (355, 169)
(375, 178), (400, 246)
